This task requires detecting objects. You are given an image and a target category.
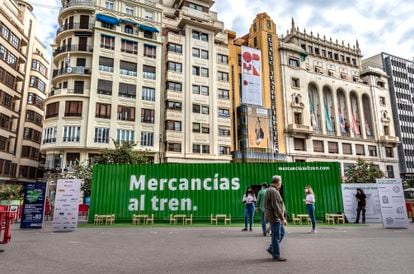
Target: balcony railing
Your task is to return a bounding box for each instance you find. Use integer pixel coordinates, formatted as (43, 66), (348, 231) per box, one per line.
(49, 88), (90, 97)
(53, 44), (93, 57)
(60, 0), (94, 13)
(57, 23), (94, 35)
(52, 67), (91, 78)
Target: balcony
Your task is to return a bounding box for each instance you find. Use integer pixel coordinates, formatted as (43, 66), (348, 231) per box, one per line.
(232, 151), (288, 163)
(53, 44), (93, 57)
(48, 88), (90, 97)
(287, 124), (313, 137)
(52, 67), (92, 79)
(178, 7), (224, 33)
(380, 136), (400, 146)
(60, 0), (94, 13)
(56, 23), (94, 35)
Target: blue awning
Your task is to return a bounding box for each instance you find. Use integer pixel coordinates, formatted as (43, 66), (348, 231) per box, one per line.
(120, 19), (139, 26)
(138, 24), (159, 33)
(96, 14), (120, 25)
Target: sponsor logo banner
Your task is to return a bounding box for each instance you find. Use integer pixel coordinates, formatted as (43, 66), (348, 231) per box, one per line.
(53, 179), (81, 232)
(20, 182), (47, 229)
(241, 46), (262, 106)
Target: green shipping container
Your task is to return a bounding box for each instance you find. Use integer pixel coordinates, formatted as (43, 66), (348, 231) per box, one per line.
(89, 162), (343, 222)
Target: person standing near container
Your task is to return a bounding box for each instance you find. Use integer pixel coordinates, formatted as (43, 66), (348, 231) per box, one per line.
(355, 188), (367, 224)
(242, 187), (256, 231)
(304, 186), (316, 233)
(265, 176), (287, 262)
(256, 183), (268, 236)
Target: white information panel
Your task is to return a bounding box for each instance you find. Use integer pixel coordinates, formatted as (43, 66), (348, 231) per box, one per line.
(376, 178), (409, 229)
(241, 46), (263, 106)
(341, 184), (382, 223)
(53, 179), (82, 232)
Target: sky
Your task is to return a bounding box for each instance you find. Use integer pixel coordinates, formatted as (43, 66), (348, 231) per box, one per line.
(31, 0), (414, 61)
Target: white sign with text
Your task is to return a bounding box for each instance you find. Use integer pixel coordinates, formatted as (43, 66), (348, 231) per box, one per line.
(53, 179), (82, 232)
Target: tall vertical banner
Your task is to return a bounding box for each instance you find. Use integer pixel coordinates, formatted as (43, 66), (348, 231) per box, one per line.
(53, 179), (82, 232)
(20, 182), (47, 229)
(341, 184), (382, 223)
(376, 179), (409, 229)
(241, 46), (262, 106)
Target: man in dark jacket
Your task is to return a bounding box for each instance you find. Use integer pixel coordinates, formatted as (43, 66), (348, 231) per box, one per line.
(265, 175), (287, 262)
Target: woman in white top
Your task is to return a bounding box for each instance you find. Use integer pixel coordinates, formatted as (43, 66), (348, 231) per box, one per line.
(242, 187), (257, 231)
(304, 186), (316, 233)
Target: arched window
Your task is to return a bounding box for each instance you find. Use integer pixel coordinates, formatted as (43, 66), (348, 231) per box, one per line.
(323, 86), (335, 135)
(308, 83), (321, 131)
(337, 89), (349, 135)
(362, 94), (374, 138)
(124, 25), (133, 34)
(350, 92), (361, 136)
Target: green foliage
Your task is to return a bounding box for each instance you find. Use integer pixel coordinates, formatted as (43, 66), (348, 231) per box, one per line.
(0, 184), (23, 201)
(344, 159), (385, 184)
(403, 177), (414, 189)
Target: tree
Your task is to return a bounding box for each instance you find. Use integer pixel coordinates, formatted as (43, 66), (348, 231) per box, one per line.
(344, 159), (385, 183)
(0, 184), (23, 202)
(73, 140), (150, 196)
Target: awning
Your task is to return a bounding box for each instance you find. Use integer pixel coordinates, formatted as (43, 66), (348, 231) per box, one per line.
(138, 24), (159, 33)
(96, 14), (120, 25)
(120, 19), (139, 26)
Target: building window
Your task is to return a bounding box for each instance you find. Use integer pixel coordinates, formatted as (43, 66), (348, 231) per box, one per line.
(63, 126), (80, 142)
(141, 132), (154, 147)
(21, 146), (39, 160)
(292, 77), (300, 88)
(144, 44), (156, 58)
(105, 0), (114, 9)
(384, 126), (390, 136)
(192, 48), (200, 58)
(313, 140), (324, 153)
(27, 93), (44, 109)
(328, 142), (339, 154)
(200, 49), (209, 60)
(289, 58), (300, 67)
(386, 165), (395, 178)
(120, 60), (137, 76)
(117, 129), (135, 143)
(342, 143), (352, 155)
(168, 61), (182, 73)
(0, 91), (13, 109)
(97, 79), (112, 95)
(43, 127), (57, 144)
(189, 2), (204, 11)
(294, 138), (306, 151)
(117, 105), (136, 121)
(368, 145), (377, 157)
(218, 108), (230, 118)
(201, 125), (210, 134)
(94, 128), (110, 143)
(217, 54), (229, 64)
(124, 25), (134, 34)
(143, 65), (156, 80)
(219, 127), (231, 136)
(141, 109), (155, 124)
(119, 83), (137, 98)
(218, 71), (229, 82)
(100, 35), (115, 50)
(192, 104), (209, 114)
(385, 147), (394, 158)
(166, 81), (182, 92)
(379, 96), (386, 106)
(65, 101), (82, 117)
(142, 87), (155, 102)
(166, 101), (182, 111)
(121, 39), (138, 54)
(167, 142), (181, 152)
(192, 31), (208, 42)
(192, 85), (209, 96)
(95, 103), (111, 119)
(126, 6), (134, 15)
(219, 146), (231, 155)
(31, 60), (47, 77)
(29, 76), (46, 93)
(356, 144), (365, 156)
(165, 120), (182, 132)
(192, 123), (201, 133)
(294, 113), (302, 125)
(216, 89), (229, 100)
(201, 67), (209, 77)
(23, 128), (41, 143)
(168, 43), (182, 54)
(45, 102), (59, 118)
(144, 10), (154, 20)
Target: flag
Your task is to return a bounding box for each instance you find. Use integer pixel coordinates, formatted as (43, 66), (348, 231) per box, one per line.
(338, 108), (347, 133)
(324, 100), (333, 132)
(351, 112), (360, 135)
(365, 119), (372, 136)
(309, 94), (319, 129)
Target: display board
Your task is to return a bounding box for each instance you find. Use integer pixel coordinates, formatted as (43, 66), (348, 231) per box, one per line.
(241, 46), (262, 106)
(53, 179), (81, 232)
(20, 182), (47, 229)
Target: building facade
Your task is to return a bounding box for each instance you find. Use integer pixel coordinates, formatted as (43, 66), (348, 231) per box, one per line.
(160, 0), (232, 163)
(228, 13), (287, 162)
(43, 0), (163, 170)
(280, 21), (400, 177)
(0, 0), (49, 184)
(363, 53), (414, 178)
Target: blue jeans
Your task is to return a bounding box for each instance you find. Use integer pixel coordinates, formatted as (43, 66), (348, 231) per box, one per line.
(270, 222), (281, 258)
(306, 204), (316, 230)
(244, 204), (255, 229)
(279, 223), (285, 243)
(261, 211), (267, 234)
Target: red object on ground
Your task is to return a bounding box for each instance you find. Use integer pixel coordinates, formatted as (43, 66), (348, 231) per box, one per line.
(78, 204), (89, 216)
(0, 207), (12, 245)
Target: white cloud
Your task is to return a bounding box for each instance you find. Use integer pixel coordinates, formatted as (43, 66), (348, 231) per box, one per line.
(32, 0), (414, 60)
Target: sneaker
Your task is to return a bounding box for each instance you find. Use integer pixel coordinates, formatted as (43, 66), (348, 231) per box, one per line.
(266, 247), (272, 256)
(249, 228), (252, 231)
(310, 230), (317, 234)
(273, 257), (287, 262)
(263, 232), (267, 236)
(241, 228), (248, 231)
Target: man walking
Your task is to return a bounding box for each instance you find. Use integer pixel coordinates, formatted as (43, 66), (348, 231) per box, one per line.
(265, 176), (287, 262)
(256, 183), (268, 236)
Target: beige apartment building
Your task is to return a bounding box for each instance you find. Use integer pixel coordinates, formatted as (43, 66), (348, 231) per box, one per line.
(280, 20), (400, 177)
(43, 0), (163, 169)
(0, 0), (49, 184)
(160, 0), (232, 163)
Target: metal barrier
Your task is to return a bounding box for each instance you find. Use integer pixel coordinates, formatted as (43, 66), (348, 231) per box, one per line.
(0, 208), (12, 245)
